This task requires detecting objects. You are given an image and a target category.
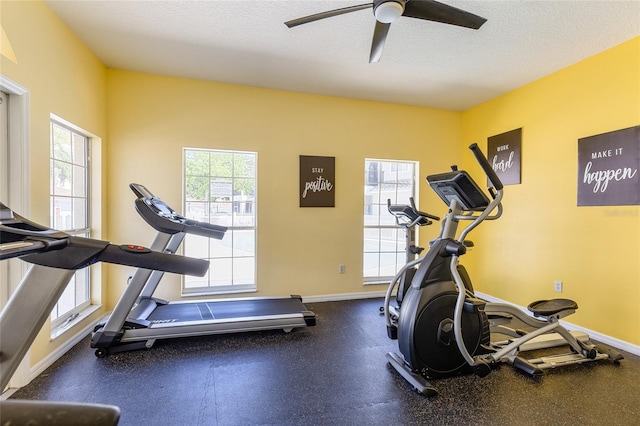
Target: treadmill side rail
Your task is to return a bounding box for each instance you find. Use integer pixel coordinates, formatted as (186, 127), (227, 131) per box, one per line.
(302, 311), (317, 326)
(91, 295), (316, 355)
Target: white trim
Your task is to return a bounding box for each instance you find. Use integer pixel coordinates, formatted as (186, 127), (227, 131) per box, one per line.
(50, 113), (97, 138)
(1, 92), (8, 306)
(476, 291), (640, 356)
(28, 320), (97, 388)
(48, 114), (103, 335)
(0, 75), (28, 95)
(0, 74), (29, 215)
(182, 148), (258, 295)
(50, 304), (101, 340)
(0, 75), (30, 390)
(1, 91), (7, 202)
(363, 158), (420, 281)
(302, 290), (387, 303)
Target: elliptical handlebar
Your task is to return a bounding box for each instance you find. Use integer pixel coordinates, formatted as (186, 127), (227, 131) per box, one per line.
(409, 198), (440, 221)
(469, 143), (503, 191)
(451, 145), (505, 370)
(455, 145), (504, 244)
(387, 197), (439, 228)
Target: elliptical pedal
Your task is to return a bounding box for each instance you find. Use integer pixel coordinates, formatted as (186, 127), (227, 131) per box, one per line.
(528, 298), (578, 318)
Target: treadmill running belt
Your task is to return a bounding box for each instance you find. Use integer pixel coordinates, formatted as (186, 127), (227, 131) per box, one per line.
(197, 303), (214, 320)
(147, 298), (307, 322)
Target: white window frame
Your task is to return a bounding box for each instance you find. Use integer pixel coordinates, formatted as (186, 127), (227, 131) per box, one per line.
(49, 116), (92, 330)
(182, 148), (257, 295)
(364, 158), (419, 284)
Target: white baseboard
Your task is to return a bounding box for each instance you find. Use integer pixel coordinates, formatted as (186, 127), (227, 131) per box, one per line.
(29, 321), (97, 385)
(2, 320), (98, 399)
(302, 290), (387, 303)
(476, 291), (640, 356)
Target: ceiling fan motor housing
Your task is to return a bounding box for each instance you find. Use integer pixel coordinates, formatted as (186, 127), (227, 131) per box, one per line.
(374, 0), (406, 23)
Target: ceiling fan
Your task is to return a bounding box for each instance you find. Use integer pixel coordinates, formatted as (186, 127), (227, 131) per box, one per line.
(285, 0), (487, 63)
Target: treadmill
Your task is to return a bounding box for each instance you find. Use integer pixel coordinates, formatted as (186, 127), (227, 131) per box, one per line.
(0, 202), (209, 424)
(91, 183), (316, 357)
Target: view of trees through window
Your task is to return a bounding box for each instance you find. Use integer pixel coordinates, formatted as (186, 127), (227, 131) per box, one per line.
(183, 149), (257, 293)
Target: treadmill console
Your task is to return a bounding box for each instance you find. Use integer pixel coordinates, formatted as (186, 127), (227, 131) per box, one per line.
(129, 183), (227, 239)
(426, 170), (490, 212)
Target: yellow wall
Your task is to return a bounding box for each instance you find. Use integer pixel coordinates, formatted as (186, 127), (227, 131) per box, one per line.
(1, 1), (108, 366)
(105, 70), (461, 305)
(461, 37), (640, 345)
(2, 0), (638, 378)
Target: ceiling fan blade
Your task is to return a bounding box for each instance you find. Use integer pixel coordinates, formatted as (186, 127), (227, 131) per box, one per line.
(403, 0), (487, 29)
(285, 3), (373, 28)
(369, 21), (391, 63)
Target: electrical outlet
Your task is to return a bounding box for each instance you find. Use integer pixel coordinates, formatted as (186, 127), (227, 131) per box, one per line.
(554, 281), (563, 293)
(339, 264), (345, 274)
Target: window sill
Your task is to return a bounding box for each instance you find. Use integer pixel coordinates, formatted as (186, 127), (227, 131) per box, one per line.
(50, 304), (101, 340)
(363, 280), (392, 286)
(182, 286), (258, 298)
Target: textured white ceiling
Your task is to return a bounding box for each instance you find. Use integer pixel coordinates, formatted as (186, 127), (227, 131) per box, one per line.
(45, 0), (640, 111)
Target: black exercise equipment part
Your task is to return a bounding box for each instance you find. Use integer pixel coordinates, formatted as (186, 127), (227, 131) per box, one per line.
(380, 197), (438, 331)
(384, 144), (623, 396)
(0, 202), (208, 425)
(91, 184), (316, 357)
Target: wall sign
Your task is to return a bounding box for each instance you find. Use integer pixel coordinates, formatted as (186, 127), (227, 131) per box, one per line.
(300, 155), (335, 207)
(578, 125), (640, 206)
(487, 128), (522, 186)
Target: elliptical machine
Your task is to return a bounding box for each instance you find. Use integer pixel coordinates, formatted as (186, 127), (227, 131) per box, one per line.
(385, 144), (623, 396)
(382, 197), (438, 323)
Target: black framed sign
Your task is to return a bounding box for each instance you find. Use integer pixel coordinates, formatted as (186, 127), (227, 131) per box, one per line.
(487, 128), (522, 186)
(300, 155), (335, 207)
(578, 125), (640, 206)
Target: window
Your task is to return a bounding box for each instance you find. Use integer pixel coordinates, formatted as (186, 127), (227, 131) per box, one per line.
(49, 120), (91, 326)
(183, 149), (257, 294)
(364, 159), (418, 283)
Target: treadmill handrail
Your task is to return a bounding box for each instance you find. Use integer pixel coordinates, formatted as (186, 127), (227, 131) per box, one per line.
(130, 183), (227, 239)
(0, 202), (209, 277)
(1, 202), (72, 261)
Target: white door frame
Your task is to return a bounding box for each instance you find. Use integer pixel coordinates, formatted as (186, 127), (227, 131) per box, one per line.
(1, 74), (31, 391)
